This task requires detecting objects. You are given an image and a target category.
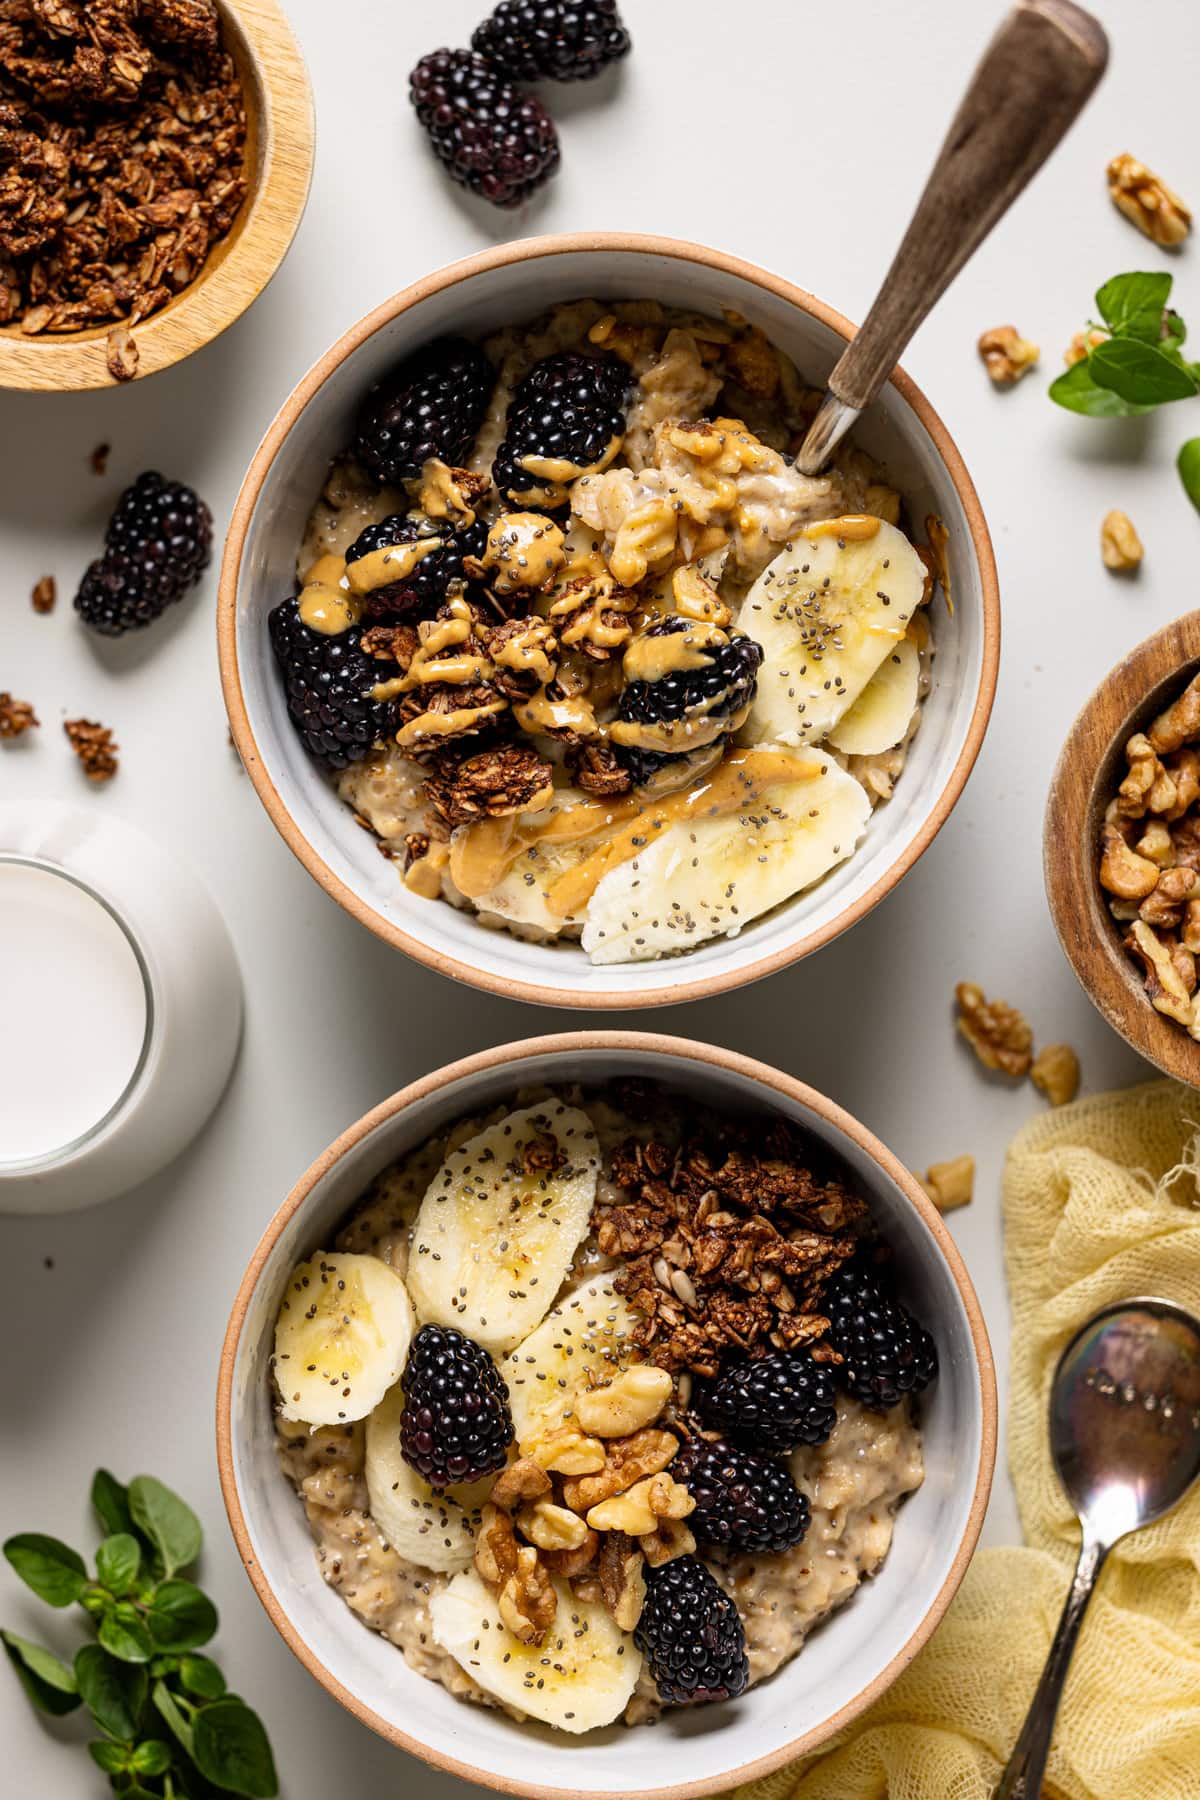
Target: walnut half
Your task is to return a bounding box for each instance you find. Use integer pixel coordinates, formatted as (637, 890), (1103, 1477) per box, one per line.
(1107, 153), (1191, 248)
(954, 982), (1033, 1077)
(977, 325), (1040, 385)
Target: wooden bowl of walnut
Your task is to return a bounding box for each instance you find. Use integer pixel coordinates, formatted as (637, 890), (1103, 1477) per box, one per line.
(0, 0), (313, 393)
(1045, 610), (1200, 1086)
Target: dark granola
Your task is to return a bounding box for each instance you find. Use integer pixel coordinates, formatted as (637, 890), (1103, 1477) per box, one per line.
(0, 0), (246, 342)
(0, 689), (38, 735)
(571, 740), (632, 796)
(63, 714), (117, 779)
(594, 1132), (868, 1376)
(424, 742), (554, 827)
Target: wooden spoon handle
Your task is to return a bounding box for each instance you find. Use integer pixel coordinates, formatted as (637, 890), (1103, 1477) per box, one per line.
(827, 0), (1108, 413)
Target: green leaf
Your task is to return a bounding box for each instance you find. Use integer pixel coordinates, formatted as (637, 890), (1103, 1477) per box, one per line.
(153, 1679), (195, 1758)
(92, 1471), (136, 1541)
(99, 1604), (155, 1665)
(75, 1643), (148, 1741)
(89, 1738), (131, 1775)
(131, 1738), (172, 1776)
(192, 1700), (277, 1799)
(1095, 270), (1174, 343)
(3, 1533), (89, 1607)
(81, 1587), (110, 1619)
(179, 1654), (226, 1700)
(96, 1534), (142, 1598)
(1, 1630), (81, 1716)
(129, 1479), (202, 1579)
(147, 1581), (218, 1653)
(1090, 336), (1200, 405)
(1164, 309), (1187, 352)
(1179, 437), (1200, 511)
(1048, 359), (1155, 417)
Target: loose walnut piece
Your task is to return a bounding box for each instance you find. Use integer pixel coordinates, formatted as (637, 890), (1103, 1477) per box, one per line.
(0, 692), (39, 738)
(490, 1458), (552, 1511)
(977, 325), (1040, 385)
(106, 325), (139, 383)
(1065, 328), (1108, 367)
(1101, 511), (1144, 572)
(31, 574), (55, 613)
(63, 717), (117, 780)
(1030, 1044), (1081, 1107)
(574, 1366), (673, 1439)
(497, 1545), (556, 1646)
(954, 982), (1033, 1077)
(1107, 153), (1191, 248)
(922, 1156), (975, 1213)
(597, 1532), (646, 1632)
(560, 1428), (679, 1514)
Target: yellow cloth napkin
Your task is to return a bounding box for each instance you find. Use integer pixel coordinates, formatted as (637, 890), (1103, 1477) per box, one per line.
(729, 1078), (1200, 1800)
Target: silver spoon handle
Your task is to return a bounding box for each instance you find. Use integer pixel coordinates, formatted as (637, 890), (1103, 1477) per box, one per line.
(994, 1534), (1108, 1800)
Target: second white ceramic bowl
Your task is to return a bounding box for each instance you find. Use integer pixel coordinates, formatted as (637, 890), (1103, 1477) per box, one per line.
(220, 235), (999, 1007)
(218, 1033), (995, 1800)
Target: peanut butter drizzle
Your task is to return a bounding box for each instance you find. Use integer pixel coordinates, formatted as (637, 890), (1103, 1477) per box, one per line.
(802, 514), (881, 542)
(404, 839), (449, 899)
(621, 619), (725, 685)
(451, 747), (821, 917)
(297, 553), (361, 635)
(346, 535), (441, 595)
(371, 595), (492, 702)
(519, 436), (624, 486)
(513, 688), (598, 737)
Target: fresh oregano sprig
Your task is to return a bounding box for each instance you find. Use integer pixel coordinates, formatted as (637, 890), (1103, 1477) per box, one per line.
(3, 1470), (277, 1799)
(1049, 270), (1198, 417)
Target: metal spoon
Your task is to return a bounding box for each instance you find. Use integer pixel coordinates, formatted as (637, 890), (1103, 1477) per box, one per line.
(994, 1298), (1200, 1800)
(795, 0), (1109, 477)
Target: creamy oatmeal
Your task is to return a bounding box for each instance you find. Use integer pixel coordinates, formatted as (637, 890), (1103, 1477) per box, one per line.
(269, 302), (941, 964)
(272, 1085), (933, 1733)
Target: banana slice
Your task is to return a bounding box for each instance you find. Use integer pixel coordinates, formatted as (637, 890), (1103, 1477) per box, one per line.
(454, 789), (592, 936)
(581, 745), (871, 964)
(827, 634), (921, 757)
(273, 1252), (413, 1426)
(406, 1103), (600, 1356)
(742, 517), (926, 747)
(430, 1569), (641, 1732)
(502, 1274), (642, 1450)
(364, 1380), (493, 1572)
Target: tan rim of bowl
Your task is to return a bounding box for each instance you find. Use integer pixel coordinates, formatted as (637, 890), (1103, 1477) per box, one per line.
(0, 0), (313, 392)
(216, 1030), (998, 1800)
(219, 234), (1001, 1008)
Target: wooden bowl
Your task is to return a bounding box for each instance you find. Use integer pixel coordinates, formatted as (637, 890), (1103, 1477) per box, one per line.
(1045, 610), (1200, 1084)
(0, 0), (313, 392)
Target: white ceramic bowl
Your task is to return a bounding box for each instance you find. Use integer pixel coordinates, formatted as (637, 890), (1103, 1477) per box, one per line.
(219, 235), (1000, 1009)
(217, 1033), (996, 1800)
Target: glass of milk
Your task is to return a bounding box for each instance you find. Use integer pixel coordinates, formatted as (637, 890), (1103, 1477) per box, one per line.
(0, 801), (242, 1212)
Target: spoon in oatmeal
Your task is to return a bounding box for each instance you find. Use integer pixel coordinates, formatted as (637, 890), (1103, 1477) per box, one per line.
(796, 0), (1108, 475)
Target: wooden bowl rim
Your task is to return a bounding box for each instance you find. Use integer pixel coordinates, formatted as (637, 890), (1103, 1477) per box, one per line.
(1044, 608), (1200, 1085)
(215, 1028), (998, 1800)
(218, 231), (1002, 1010)
(0, 0), (313, 392)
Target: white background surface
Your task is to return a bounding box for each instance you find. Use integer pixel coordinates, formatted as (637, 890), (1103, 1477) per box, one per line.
(1, 0), (1196, 1792)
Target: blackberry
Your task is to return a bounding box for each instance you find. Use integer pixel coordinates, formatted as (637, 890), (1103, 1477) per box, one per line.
(825, 1263), (938, 1412)
(672, 1437), (810, 1555)
(634, 1556), (750, 1707)
(614, 617), (763, 785)
(472, 0), (632, 82)
(268, 598), (400, 771)
(694, 1348), (838, 1453)
(492, 351), (628, 506)
(399, 1324), (514, 1490)
(409, 50), (560, 210)
(344, 513), (488, 618)
(74, 471), (212, 636)
(354, 337), (495, 485)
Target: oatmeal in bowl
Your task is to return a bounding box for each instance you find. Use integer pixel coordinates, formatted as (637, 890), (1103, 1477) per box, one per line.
(218, 1036), (995, 1795)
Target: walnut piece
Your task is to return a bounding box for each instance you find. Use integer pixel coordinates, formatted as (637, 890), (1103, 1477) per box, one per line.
(1140, 864), (1197, 927)
(977, 325), (1040, 385)
(490, 1458), (552, 1511)
(1107, 153), (1191, 248)
(105, 325), (139, 383)
(922, 1155), (975, 1213)
(30, 574), (55, 612)
(560, 1428), (679, 1513)
(516, 1500), (590, 1553)
(541, 1530), (599, 1579)
(0, 692), (39, 738)
(1148, 673), (1200, 756)
(1065, 327), (1108, 368)
(586, 1473), (695, 1536)
(1124, 919), (1196, 1028)
(63, 716), (117, 780)
(574, 1366), (673, 1439)
(597, 1532), (646, 1632)
(524, 1425), (607, 1477)
(1099, 822), (1161, 901)
(497, 1545), (556, 1646)
(1030, 1044), (1080, 1108)
(1101, 510), (1143, 572)
(638, 1517), (697, 1567)
(954, 982), (1033, 1077)
(423, 744), (555, 829)
(474, 1502), (519, 1588)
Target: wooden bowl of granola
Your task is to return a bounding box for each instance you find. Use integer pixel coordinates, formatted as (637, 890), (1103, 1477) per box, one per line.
(1045, 610), (1200, 1085)
(0, 0), (313, 392)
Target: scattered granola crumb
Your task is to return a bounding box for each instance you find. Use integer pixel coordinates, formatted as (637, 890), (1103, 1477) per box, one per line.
(106, 325), (139, 384)
(63, 717), (118, 781)
(31, 574), (56, 613)
(1107, 152), (1191, 248)
(977, 325), (1040, 385)
(954, 981), (1034, 1078)
(90, 444), (111, 476)
(0, 692), (39, 738)
(1101, 510), (1143, 572)
(922, 1156), (975, 1213)
(1030, 1044), (1080, 1107)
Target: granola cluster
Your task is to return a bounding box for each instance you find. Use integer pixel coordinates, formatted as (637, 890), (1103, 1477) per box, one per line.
(0, 0), (246, 342)
(593, 1129), (868, 1377)
(1100, 670), (1200, 1037)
